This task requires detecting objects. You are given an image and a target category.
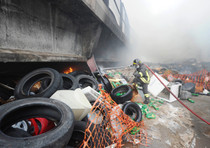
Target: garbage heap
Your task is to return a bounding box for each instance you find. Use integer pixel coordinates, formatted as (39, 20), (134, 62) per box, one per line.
(161, 69), (210, 94)
(0, 66), (148, 148)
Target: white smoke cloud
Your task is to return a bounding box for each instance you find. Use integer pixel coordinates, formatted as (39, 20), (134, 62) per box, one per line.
(122, 0), (210, 63)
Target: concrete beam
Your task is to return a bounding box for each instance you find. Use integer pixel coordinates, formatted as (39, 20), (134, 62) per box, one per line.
(81, 0), (126, 43)
(0, 0), (102, 62)
(0, 0), (127, 63)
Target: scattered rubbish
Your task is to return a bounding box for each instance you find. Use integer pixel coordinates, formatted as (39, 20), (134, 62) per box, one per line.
(0, 98), (75, 147)
(67, 121), (88, 147)
(116, 92), (126, 96)
(76, 74), (99, 90)
(0, 96), (15, 105)
(150, 98), (164, 104)
(12, 120), (29, 132)
(161, 68), (210, 93)
(122, 102), (142, 122)
(50, 89), (92, 121)
(182, 83), (196, 93)
(130, 126), (140, 135)
(203, 89), (209, 95)
(95, 74), (113, 93)
(82, 86), (100, 102)
(187, 98), (195, 103)
(147, 98), (164, 111)
(180, 90), (192, 100)
(148, 72), (169, 97)
(14, 68), (63, 99)
(150, 104), (159, 110)
(111, 81), (121, 88)
(157, 82), (182, 102)
(146, 112), (156, 119)
(0, 62), (209, 147)
(28, 118), (55, 136)
(192, 93), (199, 96)
(110, 85), (133, 104)
(140, 104), (156, 119)
(60, 73), (78, 90)
(130, 85), (143, 103)
(80, 85), (148, 147)
(146, 64), (210, 125)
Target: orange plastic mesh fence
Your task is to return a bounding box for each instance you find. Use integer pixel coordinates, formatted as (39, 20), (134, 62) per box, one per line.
(80, 85), (148, 148)
(162, 69), (210, 91)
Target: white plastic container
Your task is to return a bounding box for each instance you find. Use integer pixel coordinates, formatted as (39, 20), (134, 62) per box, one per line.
(157, 83), (182, 102)
(50, 89), (92, 121)
(148, 73), (169, 97)
(82, 86), (100, 102)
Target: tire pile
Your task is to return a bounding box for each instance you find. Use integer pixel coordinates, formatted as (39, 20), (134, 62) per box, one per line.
(0, 67), (142, 148)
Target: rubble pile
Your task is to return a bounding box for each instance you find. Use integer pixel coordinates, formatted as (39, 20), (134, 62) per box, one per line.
(0, 63), (209, 148)
(0, 66), (148, 148)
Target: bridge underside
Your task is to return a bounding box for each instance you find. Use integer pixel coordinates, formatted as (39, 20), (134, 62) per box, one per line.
(0, 0), (128, 64)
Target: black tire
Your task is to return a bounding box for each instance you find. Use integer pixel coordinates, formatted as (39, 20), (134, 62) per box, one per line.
(69, 71), (90, 77)
(97, 76), (112, 93)
(68, 121), (112, 148)
(67, 121), (88, 147)
(14, 68), (63, 99)
(41, 76), (63, 91)
(5, 127), (31, 137)
(60, 74), (78, 90)
(110, 85), (133, 104)
(76, 75), (99, 90)
(122, 102), (142, 122)
(174, 79), (183, 84)
(89, 126), (112, 147)
(0, 98), (75, 148)
(182, 82), (195, 93)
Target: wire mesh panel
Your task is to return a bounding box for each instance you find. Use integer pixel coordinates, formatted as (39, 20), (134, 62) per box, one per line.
(80, 85), (148, 148)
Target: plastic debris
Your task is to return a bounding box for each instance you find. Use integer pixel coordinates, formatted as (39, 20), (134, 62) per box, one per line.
(180, 91), (192, 100)
(192, 93), (199, 96)
(187, 98), (195, 103)
(139, 104), (156, 119)
(146, 113), (156, 119)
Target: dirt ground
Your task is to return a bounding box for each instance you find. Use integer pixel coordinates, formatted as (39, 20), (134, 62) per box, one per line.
(124, 94), (210, 148)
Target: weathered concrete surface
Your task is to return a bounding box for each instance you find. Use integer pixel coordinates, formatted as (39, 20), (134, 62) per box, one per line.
(0, 48), (86, 62)
(0, 0), (128, 62)
(0, 0), (101, 62)
(81, 0), (129, 43)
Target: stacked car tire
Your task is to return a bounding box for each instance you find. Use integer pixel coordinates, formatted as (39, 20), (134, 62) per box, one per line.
(0, 67), (143, 147)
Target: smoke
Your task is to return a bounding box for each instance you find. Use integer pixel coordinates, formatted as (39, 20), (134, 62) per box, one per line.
(122, 0), (210, 63)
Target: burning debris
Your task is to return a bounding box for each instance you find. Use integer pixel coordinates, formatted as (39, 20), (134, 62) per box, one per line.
(63, 67), (74, 74)
(0, 61), (209, 148)
(0, 66), (148, 147)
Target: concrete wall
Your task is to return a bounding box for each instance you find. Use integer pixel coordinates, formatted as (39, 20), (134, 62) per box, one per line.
(0, 0), (101, 62)
(0, 0), (128, 63)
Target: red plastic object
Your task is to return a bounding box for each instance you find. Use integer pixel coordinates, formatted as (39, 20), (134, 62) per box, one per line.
(29, 118), (55, 135)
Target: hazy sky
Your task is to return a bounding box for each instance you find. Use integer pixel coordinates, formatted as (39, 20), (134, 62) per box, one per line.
(122, 0), (210, 63)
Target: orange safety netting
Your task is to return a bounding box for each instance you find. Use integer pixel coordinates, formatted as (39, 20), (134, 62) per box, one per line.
(80, 85), (148, 148)
(162, 69), (210, 92)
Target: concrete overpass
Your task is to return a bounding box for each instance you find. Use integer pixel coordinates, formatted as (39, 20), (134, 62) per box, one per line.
(0, 0), (129, 63)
